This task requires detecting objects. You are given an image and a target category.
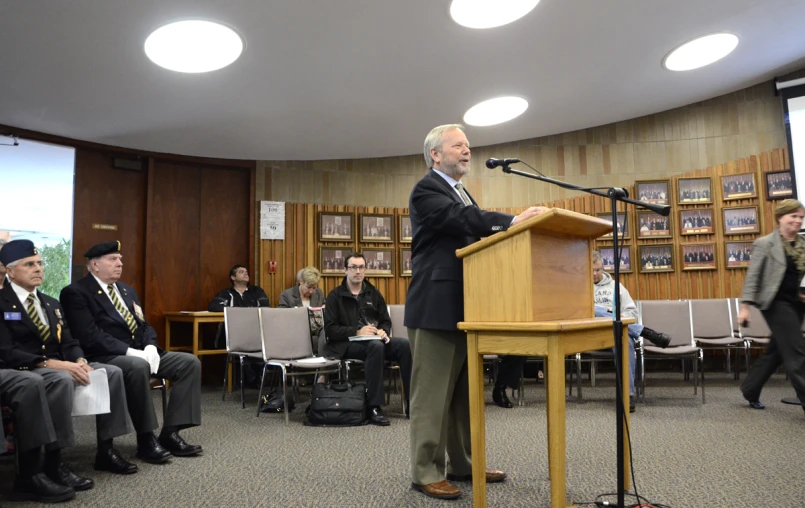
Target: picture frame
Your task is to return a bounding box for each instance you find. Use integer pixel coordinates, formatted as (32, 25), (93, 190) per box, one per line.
(681, 243), (717, 271)
(637, 210), (671, 239)
(638, 244), (674, 273)
(595, 212), (630, 239)
(679, 208), (714, 236)
(359, 213), (394, 243)
(318, 212), (354, 242)
(765, 170), (794, 200)
(598, 245), (632, 274)
(361, 248), (394, 277)
(720, 173), (757, 201)
(399, 247), (412, 276)
(677, 177), (713, 205)
(399, 215), (412, 243)
(725, 241), (752, 269)
(319, 247), (349, 276)
(722, 205), (760, 235)
(636, 180), (671, 206)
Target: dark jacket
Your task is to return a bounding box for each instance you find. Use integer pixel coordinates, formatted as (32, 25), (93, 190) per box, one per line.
(322, 278), (390, 359)
(59, 274), (160, 359)
(404, 169), (513, 331)
(208, 286), (269, 311)
(0, 284), (85, 369)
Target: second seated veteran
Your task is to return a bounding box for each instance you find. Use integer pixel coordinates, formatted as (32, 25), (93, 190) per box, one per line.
(405, 123), (548, 500)
(0, 240), (136, 496)
(59, 241), (203, 463)
(278, 266), (326, 355)
(323, 252), (412, 426)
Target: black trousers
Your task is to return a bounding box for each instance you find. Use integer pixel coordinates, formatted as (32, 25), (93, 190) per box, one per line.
(344, 338), (411, 407)
(495, 355), (527, 389)
(741, 300), (805, 405)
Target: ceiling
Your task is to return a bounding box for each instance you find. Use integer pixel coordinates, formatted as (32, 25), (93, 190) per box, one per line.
(2, 0), (805, 161)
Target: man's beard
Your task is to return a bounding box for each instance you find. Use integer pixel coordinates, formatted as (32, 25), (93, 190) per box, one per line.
(441, 161), (469, 177)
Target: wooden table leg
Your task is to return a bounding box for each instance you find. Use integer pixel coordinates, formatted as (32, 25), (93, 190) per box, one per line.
(164, 318), (172, 351)
(621, 329), (631, 491)
(466, 332), (487, 508)
(546, 342), (569, 507)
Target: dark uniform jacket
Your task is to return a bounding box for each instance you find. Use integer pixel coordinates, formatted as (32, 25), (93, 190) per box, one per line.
(207, 286), (269, 311)
(59, 274), (159, 358)
(0, 284), (84, 369)
(322, 278), (391, 359)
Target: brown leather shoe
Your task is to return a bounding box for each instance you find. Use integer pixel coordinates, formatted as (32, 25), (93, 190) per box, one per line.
(411, 480), (461, 499)
(446, 468), (507, 483)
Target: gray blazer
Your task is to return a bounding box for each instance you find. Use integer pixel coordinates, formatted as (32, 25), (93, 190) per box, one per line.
(741, 230), (790, 310)
(277, 286), (326, 354)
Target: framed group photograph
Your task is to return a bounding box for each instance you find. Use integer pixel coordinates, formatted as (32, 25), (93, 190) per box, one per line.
(723, 206), (760, 235)
(399, 215), (412, 243)
(721, 173), (757, 201)
(638, 244), (674, 273)
(319, 247), (348, 275)
(362, 248), (394, 277)
(637, 211), (671, 239)
(399, 247), (412, 276)
(681, 243), (716, 271)
(359, 214), (394, 243)
(679, 208), (714, 235)
(677, 177), (712, 204)
(598, 246), (632, 274)
(636, 180), (671, 206)
(765, 170), (794, 200)
(725, 241), (752, 269)
(319, 212), (354, 241)
(595, 212), (630, 239)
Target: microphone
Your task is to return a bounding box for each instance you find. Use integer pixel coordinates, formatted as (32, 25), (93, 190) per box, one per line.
(485, 158), (520, 169)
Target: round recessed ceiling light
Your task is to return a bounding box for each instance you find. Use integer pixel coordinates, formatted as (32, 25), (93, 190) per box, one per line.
(450, 0), (540, 29)
(464, 96), (529, 126)
(663, 33), (738, 71)
(145, 20), (243, 73)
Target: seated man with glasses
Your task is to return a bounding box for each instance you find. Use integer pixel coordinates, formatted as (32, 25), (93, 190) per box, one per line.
(323, 252), (412, 426)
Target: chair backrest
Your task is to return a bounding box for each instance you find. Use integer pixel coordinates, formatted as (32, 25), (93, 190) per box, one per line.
(388, 304), (408, 339)
(639, 300), (695, 347)
(690, 299), (733, 338)
(259, 307), (314, 360)
(224, 307), (262, 353)
(739, 303), (772, 338)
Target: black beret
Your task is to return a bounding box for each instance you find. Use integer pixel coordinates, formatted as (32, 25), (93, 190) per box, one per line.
(84, 241), (121, 259)
(0, 239), (38, 266)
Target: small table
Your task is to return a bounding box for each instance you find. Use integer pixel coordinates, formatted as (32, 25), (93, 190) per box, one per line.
(164, 312), (231, 391)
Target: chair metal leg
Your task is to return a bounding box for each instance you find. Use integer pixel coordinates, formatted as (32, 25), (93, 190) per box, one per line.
(240, 357), (246, 409)
(282, 367), (289, 427)
(590, 360), (597, 387)
(221, 353), (230, 401)
(256, 364), (269, 417)
(575, 354), (582, 402)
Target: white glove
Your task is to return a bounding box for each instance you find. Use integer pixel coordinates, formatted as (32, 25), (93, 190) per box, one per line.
(143, 345), (161, 375)
(126, 347), (149, 362)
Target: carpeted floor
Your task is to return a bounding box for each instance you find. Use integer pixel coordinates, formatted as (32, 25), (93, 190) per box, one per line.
(2, 371), (803, 507)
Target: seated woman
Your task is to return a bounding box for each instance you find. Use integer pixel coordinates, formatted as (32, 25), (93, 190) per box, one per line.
(278, 267), (326, 356)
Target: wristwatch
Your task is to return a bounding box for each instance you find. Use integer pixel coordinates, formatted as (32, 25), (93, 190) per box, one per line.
(77, 357), (87, 365)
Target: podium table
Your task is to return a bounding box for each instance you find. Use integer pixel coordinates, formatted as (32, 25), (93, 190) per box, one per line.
(164, 311), (231, 391)
(459, 317), (633, 508)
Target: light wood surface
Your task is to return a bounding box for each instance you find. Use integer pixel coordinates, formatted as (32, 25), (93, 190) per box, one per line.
(164, 312), (231, 390)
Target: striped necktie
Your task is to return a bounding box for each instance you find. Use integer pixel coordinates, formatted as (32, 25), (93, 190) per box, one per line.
(26, 294), (52, 342)
(107, 284), (138, 334)
(455, 183), (472, 206)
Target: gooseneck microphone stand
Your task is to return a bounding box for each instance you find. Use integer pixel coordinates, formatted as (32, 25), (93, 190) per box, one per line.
(499, 162), (670, 508)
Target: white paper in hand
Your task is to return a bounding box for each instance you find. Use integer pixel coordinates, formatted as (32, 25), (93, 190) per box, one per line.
(72, 368), (111, 416)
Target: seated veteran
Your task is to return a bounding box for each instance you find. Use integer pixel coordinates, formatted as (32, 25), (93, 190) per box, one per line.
(59, 241), (203, 463)
(323, 252), (412, 426)
(0, 240), (136, 502)
(208, 264), (269, 311)
(278, 266), (326, 355)
(0, 237), (7, 289)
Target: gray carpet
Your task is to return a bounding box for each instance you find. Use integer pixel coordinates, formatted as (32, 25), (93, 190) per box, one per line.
(2, 371), (804, 507)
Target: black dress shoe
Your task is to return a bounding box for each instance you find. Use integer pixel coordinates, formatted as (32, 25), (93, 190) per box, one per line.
(642, 327), (671, 348)
(748, 400), (766, 410)
(492, 387), (513, 408)
(136, 433), (172, 464)
(629, 396), (636, 414)
(10, 473), (76, 503)
(369, 406), (390, 426)
(45, 461), (94, 491)
(95, 447), (139, 474)
(159, 431), (203, 457)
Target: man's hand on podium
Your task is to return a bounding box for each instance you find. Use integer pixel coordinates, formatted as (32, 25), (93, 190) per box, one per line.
(512, 206), (550, 226)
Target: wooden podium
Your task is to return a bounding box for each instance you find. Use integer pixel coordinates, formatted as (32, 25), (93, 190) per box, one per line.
(457, 208), (632, 508)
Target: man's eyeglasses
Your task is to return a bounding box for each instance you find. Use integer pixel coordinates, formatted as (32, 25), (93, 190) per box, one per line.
(347, 265), (366, 271)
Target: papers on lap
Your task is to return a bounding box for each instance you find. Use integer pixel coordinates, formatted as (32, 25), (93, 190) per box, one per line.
(348, 335), (383, 341)
(72, 368), (111, 416)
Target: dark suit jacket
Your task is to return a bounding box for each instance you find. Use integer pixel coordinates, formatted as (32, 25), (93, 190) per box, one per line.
(59, 274), (159, 359)
(404, 169), (514, 331)
(0, 284), (84, 369)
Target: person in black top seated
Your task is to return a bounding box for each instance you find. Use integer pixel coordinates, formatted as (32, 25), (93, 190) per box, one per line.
(208, 264), (269, 311)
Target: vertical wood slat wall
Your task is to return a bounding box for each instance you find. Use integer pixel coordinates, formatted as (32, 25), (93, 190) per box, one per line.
(259, 147), (789, 305)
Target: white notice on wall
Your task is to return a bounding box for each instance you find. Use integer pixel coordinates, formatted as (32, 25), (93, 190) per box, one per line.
(260, 201), (285, 240)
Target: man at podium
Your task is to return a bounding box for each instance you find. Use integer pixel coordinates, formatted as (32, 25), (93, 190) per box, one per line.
(406, 124), (547, 500)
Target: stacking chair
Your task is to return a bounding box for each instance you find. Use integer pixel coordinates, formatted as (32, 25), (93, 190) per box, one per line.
(257, 307), (341, 425)
(690, 299), (748, 380)
(151, 377), (168, 416)
(639, 300), (705, 403)
(221, 307), (263, 408)
(734, 299), (772, 351)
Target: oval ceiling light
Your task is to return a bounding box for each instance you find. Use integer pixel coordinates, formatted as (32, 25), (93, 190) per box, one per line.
(145, 20), (243, 73)
(663, 33), (739, 71)
(450, 0), (540, 29)
(464, 96), (529, 127)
